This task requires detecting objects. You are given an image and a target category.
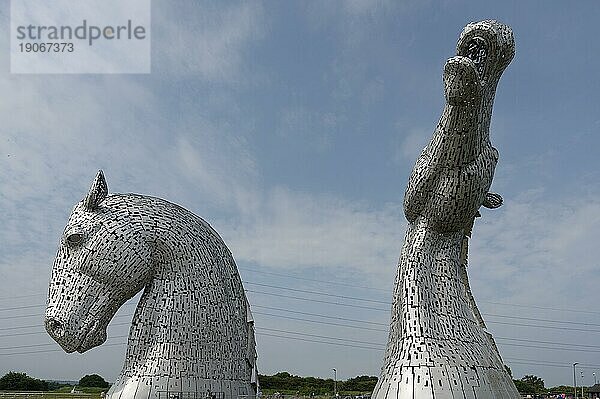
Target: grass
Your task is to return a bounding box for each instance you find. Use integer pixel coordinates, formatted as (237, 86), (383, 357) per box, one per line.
(52, 387), (107, 394)
(0, 392), (100, 399)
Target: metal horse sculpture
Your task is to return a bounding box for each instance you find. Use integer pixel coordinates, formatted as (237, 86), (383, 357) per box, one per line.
(373, 21), (519, 399)
(45, 171), (258, 399)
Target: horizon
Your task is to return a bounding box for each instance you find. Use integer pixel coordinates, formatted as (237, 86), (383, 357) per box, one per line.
(3, 370), (592, 391)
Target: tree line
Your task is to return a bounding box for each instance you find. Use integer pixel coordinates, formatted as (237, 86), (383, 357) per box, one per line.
(258, 373), (377, 395)
(0, 370), (590, 397)
(260, 371), (588, 397)
(0, 372), (109, 391)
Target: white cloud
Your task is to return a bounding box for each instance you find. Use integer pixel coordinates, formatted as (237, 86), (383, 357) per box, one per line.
(225, 187), (404, 285)
(152, 1), (265, 81)
(170, 132), (260, 216)
(392, 126), (430, 164)
(470, 188), (600, 307)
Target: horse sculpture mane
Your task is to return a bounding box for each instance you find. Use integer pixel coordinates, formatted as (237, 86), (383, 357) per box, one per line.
(45, 171), (258, 399)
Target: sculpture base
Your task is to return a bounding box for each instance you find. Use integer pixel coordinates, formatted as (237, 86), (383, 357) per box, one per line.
(106, 376), (255, 399)
(373, 364), (519, 399)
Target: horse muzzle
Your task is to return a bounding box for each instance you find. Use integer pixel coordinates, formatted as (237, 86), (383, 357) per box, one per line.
(45, 313), (107, 353)
(443, 56), (483, 106)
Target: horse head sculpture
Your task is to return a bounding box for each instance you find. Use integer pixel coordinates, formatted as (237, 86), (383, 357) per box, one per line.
(373, 20), (519, 399)
(45, 170), (258, 399)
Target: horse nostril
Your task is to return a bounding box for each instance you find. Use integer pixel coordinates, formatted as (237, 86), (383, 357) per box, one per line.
(45, 317), (65, 338)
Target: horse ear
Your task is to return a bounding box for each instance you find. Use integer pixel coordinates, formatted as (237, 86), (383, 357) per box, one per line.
(83, 170), (108, 211)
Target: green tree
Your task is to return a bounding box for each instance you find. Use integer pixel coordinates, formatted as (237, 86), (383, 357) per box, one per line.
(258, 373), (377, 395)
(79, 374), (109, 388)
(522, 375), (545, 392)
(514, 375), (545, 395)
(341, 376), (378, 392)
(0, 372), (49, 391)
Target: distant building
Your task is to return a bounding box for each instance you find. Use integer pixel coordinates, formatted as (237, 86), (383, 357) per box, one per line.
(588, 384), (600, 398)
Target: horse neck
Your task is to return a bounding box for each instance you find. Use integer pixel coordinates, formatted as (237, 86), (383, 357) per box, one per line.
(118, 199), (237, 377)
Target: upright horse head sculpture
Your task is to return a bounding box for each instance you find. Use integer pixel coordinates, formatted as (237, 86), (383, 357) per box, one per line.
(45, 171), (258, 399)
(373, 20), (519, 399)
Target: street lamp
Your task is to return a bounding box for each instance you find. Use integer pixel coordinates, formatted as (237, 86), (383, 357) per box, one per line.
(594, 372), (597, 385)
(332, 369), (337, 398)
(574, 363), (579, 399)
(582, 372), (585, 398)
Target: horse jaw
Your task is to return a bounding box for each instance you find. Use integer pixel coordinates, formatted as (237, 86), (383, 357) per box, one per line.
(45, 309), (110, 353)
(77, 320), (108, 353)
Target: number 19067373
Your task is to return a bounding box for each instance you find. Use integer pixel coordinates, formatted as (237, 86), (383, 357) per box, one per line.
(19, 42), (74, 52)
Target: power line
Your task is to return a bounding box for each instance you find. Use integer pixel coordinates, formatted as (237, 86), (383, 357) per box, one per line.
(486, 313), (600, 328)
(486, 320), (600, 333)
(253, 312), (388, 333)
(0, 335), (128, 351)
(0, 341), (127, 356)
(3, 321), (600, 370)
(0, 342), (58, 351)
(2, 285), (599, 328)
(241, 268), (600, 316)
(0, 311), (136, 321)
(0, 293), (45, 302)
(0, 330), (46, 338)
(483, 301), (600, 316)
(498, 341), (600, 354)
(4, 330), (596, 373)
(0, 322), (131, 339)
(3, 269), (600, 316)
(258, 332), (384, 351)
(0, 302), (135, 316)
(240, 267), (386, 292)
(4, 304), (600, 350)
(495, 336), (600, 349)
(4, 316), (600, 355)
(505, 357), (600, 369)
(246, 290), (389, 312)
(258, 327), (384, 346)
(248, 290), (600, 330)
(504, 360), (574, 370)
(6, 297), (598, 333)
(243, 281), (390, 304)
(4, 290), (600, 360)
(252, 305), (388, 326)
(247, 282), (600, 324)
(0, 324), (42, 331)
(0, 304), (45, 312)
(0, 313), (43, 320)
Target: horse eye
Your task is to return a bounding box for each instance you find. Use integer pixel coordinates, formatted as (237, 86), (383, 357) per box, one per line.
(66, 233), (84, 245)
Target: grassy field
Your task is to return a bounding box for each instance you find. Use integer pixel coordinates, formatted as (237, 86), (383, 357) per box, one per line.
(0, 388), (105, 399)
(260, 389), (371, 398)
(52, 387), (106, 395)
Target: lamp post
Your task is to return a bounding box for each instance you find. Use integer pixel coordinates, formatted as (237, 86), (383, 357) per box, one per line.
(582, 372), (585, 398)
(574, 363), (579, 399)
(594, 372), (597, 385)
(332, 368), (337, 398)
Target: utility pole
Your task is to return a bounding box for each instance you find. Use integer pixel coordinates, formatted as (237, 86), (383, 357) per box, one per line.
(574, 363), (579, 399)
(332, 368), (337, 398)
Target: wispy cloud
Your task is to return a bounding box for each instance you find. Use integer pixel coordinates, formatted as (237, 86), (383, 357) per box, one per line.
(225, 188), (404, 285)
(470, 188), (600, 306)
(152, 1), (265, 81)
(391, 125), (430, 165)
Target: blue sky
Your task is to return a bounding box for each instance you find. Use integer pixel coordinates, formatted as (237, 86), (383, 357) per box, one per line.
(1, 0), (600, 389)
